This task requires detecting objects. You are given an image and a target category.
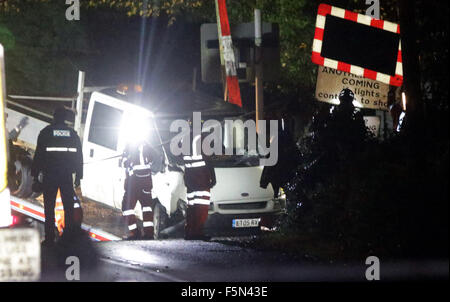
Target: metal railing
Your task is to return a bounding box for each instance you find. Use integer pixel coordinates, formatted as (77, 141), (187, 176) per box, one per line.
(7, 71), (115, 133)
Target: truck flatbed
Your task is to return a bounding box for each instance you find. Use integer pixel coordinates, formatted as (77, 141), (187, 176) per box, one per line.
(78, 193), (128, 240)
(11, 192), (125, 241)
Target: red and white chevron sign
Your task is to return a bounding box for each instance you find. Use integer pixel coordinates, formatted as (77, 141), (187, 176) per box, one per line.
(312, 3), (403, 87)
(216, 0), (243, 107)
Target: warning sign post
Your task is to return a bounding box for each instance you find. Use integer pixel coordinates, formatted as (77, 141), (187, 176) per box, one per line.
(315, 66), (389, 110)
(311, 3), (403, 87)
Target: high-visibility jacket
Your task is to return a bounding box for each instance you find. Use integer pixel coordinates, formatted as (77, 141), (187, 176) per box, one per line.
(122, 142), (153, 178)
(121, 141), (154, 238)
(31, 122), (83, 179)
(182, 134), (216, 190)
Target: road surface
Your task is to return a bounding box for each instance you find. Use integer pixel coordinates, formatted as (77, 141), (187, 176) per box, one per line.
(39, 236), (448, 282)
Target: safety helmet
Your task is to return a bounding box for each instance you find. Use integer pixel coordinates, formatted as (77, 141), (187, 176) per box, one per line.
(339, 88), (355, 102)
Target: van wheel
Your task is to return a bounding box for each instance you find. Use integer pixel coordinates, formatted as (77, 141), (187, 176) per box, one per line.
(153, 201), (169, 240)
(9, 159), (33, 198)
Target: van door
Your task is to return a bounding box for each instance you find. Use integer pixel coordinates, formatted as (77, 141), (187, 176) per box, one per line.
(82, 94), (125, 209)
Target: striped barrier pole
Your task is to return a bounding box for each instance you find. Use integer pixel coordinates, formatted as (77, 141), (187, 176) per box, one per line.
(215, 0), (243, 107)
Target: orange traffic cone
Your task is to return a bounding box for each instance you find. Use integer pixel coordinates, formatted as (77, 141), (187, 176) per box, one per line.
(54, 189), (65, 235)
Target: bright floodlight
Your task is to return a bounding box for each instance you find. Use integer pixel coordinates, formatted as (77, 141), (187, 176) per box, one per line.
(120, 109), (153, 144)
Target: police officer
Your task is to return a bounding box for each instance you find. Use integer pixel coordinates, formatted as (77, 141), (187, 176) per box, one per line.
(338, 88), (356, 114)
(121, 138), (155, 240)
(260, 115), (297, 199)
(31, 107), (83, 246)
(183, 132), (216, 240)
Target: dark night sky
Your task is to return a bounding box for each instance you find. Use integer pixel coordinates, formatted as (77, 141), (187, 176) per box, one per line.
(78, 9), (258, 112)
(82, 10), (205, 100)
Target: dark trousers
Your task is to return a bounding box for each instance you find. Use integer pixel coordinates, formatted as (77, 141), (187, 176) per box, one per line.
(122, 175), (154, 238)
(43, 172), (75, 241)
(185, 188), (210, 238)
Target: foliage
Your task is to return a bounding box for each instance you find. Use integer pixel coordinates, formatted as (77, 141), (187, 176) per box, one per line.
(0, 24), (14, 50)
(414, 0), (449, 111)
(0, 0), (386, 96)
(1, 0), (446, 99)
(0, 0), (89, 95)
(278, 102), (449, 260)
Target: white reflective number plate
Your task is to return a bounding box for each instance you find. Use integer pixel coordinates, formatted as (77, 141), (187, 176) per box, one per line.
(232, 218), (261, 228)
(0, 228), (41, 281)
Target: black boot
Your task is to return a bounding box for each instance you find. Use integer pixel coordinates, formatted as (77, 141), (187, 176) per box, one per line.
(125, 230), (140, 240)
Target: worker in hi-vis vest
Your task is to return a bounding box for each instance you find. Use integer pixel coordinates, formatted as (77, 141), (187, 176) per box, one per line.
(182, 131), (216, 240)
(121, 138), (155, 240)
(31, 106), (83, 247)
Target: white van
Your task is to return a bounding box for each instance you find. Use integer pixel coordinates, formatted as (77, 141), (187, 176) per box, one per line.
(81, 91), (285, 237)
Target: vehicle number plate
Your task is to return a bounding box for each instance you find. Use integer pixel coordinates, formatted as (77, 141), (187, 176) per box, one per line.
(232, 218), (261, 228)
